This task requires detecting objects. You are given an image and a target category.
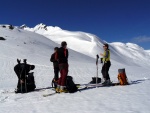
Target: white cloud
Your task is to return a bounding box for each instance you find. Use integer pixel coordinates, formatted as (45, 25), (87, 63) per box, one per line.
(132, 36), (150, 43)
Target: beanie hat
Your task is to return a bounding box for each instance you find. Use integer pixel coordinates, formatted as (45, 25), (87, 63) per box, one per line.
(61, 41), (67, 47)
(103, 43), (109, 48)
(54, 47), (58, 50)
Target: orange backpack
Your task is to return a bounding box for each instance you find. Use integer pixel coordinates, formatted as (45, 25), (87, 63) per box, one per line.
(118, 69), (129, 85)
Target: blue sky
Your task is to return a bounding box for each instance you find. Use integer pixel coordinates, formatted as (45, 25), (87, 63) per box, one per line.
(0, 0), (150, 49)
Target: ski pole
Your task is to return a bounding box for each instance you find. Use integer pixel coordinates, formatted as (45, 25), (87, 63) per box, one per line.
(25, 70), (27, 93)
(20, 68), (23, 93)
(96, 54), (99, 87)
(24, 60), (27, 93)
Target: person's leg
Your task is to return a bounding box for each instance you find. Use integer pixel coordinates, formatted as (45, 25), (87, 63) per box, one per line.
(105, 62), (111, 80)
(53, 68), (59, 88)
(56, 66), (64, 92)
(59, 64), (68, 92)
(60, 67), (68, 86)
(54, 67), (59, 80)
(102, 62), (110, 84)
(56, 70), (62, 92)
(101, 64), (106, 80)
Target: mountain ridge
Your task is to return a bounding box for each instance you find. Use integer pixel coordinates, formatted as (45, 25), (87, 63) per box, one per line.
(21, 23), (150, 67)
(1, 24), (150, 67)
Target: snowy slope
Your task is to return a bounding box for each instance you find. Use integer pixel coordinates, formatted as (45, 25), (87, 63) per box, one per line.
(0, 24), (150, 113)
(0, 24), (94, 88)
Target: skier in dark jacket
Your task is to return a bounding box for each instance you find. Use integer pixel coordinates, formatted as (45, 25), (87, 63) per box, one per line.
(50, 47), (59, 87)
(55, 41), (69, 93)
(100, 43), (111, 85)
(14, 59), (35, 93)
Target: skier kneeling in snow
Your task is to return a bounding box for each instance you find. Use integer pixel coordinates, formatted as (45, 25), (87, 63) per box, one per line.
(100, 43), (111, 85)
(55, 41), (69, 93)
(14, 59), (36, 93)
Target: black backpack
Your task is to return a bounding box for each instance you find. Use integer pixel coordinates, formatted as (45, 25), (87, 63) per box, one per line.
(26, 72), (36, 92)
(66, 76), (78, 93)
(16, 72), (36, 93)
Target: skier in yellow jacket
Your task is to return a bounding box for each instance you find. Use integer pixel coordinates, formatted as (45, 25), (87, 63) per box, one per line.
(100, 43), (111, 85)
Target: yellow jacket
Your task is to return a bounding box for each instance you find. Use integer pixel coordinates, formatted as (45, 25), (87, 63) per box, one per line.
(103, 49), (110, 62)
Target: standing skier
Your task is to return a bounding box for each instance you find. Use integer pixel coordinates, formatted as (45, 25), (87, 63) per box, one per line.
(50, 47), (59, 82)
(100, 43), (111, 85)
(55, 41), (69, 93)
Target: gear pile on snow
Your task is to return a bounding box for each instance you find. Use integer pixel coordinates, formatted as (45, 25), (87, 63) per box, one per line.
(14, 59), (36, 93)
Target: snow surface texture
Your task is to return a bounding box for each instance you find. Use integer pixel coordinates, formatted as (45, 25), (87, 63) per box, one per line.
(0, 24), (150, 113)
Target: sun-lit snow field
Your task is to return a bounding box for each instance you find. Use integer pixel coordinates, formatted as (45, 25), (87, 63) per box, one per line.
(0, 24), (150, 113)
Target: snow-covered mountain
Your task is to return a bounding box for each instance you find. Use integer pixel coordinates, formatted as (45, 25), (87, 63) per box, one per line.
(23, 23), (150, 67)
(0, 24), (150, 113)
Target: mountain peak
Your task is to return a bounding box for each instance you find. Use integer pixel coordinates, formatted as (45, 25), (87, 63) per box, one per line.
(20, 24), (27, 29)
(34, 23), (47, 30)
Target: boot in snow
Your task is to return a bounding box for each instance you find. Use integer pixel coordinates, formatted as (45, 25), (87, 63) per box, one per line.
(59, 86), (68, 93)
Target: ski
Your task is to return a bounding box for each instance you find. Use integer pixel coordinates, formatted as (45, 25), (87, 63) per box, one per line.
(77, 82), (119, 89)
(76, 83), (103, 88)
(43, 92), (58, 97)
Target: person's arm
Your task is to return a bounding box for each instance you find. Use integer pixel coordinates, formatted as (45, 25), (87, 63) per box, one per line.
(50, 53), (56, 62)
(66, 49), (68, 59)
(100, 50), (109, 58)
(104, 50), (109, 58)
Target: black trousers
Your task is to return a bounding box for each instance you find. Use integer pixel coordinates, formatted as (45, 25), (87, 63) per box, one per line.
(101, 61), (111, 80)
(54, 67), (59, 80)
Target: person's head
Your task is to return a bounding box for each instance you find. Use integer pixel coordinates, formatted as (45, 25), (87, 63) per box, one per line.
(103, 43), (109, 50)
(54, 47), (58, 52)
(61, 41), (67, 48)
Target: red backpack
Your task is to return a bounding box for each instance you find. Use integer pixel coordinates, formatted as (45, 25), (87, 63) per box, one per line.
(118, 69), (129, 85)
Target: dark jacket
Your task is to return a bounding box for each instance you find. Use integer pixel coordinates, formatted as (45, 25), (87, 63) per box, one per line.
(50, 53), (59, 68)
(56, 47), (68, 64)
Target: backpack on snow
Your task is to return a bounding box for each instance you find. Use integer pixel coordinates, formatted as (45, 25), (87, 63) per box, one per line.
(26, 72), (36, 91)
(66, 76), (78, 93)
(118, 68), (129, 85)
(16, 72), (36, 93)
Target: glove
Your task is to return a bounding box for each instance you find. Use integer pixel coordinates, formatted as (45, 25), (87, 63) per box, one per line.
(96, 54), (99, 59)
